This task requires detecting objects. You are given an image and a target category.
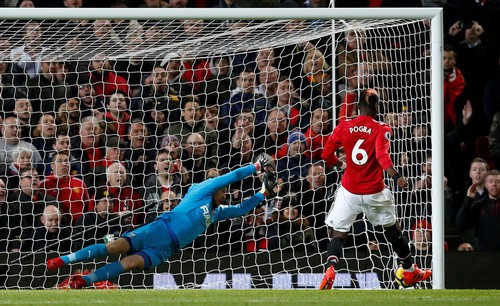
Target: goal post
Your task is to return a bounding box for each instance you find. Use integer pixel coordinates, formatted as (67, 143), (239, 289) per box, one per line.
(0, 7), (444, 289)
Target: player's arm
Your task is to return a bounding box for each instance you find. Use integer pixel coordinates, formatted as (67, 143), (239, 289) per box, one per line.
(321, 128), (346, 170)
(201, 157), (269, 193)
(375, 127), (408, 188)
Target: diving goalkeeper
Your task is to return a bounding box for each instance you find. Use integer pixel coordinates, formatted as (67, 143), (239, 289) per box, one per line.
(47, 157), (277, 289)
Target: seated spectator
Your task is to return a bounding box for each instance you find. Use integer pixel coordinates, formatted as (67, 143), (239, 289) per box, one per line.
(70, 116), (106, 194)
(74, 74), (105, 118)
(145, 103), (169, 148)
(103, 90), (131, 138)
(456, 169), (500, 251)
(72, 188), (123, 252)
(303, 107), (331, 162)
(180, 132), (216, 185)
(220, 69), (268, 127)
(410, 219), (433, 254)
(145, 189), (181, 223)
(457, 242), (474, 251)
(41, 151), (90, 225)
(10, 20), (47, 82)
(19, 204), (71, 253)
(278, 196), (318, 253)
(44, 134), (81, 177)
(443, 44), (467, 133)
(31, 114), (56, 161)
(0, 116), (42, 171)
(160, 134), (182, 160)
(123, 119), (157, 191)
(99, 162), (144, 227)
(164, 95), (218, 165)
(26, 57), (68, 115)
(257, 65), (279, 105)
(263, 107), (289, 157)
(275, 77), (302, 128)
(55, 97), (81, 138)
(300, 47), (331, 103)
(88, 56), (131, 99)
(4, 147), (33, 191)
(202, 54), (234, 106)
(12, 166), (57, 230)
(13, 97), (35, 140)
(276, 131), (311, 192)
(0, 178), (22, 253)
(144, 149), (187, 213)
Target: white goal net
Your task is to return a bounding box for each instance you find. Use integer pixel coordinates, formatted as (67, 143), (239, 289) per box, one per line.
(0, 8), (442, 289)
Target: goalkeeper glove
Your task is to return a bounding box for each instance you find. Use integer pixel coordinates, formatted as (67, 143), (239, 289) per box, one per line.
(255, 153), (273, 173)
(260, 170), (277, 198)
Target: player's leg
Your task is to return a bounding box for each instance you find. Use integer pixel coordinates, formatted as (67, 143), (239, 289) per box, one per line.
(47, 237), (131, 271)
(364, 188), (431, 287)
(385, 223), (432, 287)
(70, 253), (146, 289)
(320, 186), (360, 290)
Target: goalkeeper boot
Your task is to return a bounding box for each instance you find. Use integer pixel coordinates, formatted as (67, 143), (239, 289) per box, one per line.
(47, 257), (65, 271)
(395, 264), (432, 287)
(318, 265), (335, 290)
(69, 275), (87, 289)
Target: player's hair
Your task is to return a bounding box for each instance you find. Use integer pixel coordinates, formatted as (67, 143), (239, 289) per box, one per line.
(359, 89), (379, 109)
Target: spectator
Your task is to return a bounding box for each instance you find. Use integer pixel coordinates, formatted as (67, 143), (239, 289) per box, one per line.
(487, 107), (500, 169)
(221, 70), (268, 127)
(298, 162), (331, 250)
(204, 104), (230, 165)
(43, 134), (81, 177)
(180, 132), (216, 185)
(303, 107), (330, 162)
(159, 53), (193, 97)
(19, 204), (71, 252)
(55, 97), (81, 138)
(10, 21), (47, 82)
(91, 135), (127, 190)
(410, 219), (432, 254)
(160, 134), (182, 160)
(26, 57), (68, 116)
(457, 242), (474, 251)
(88, 56), (131, 99)
(13, 97), (34, 140)
(275, 77), (302, 128)
(123, 119), (156, 191)
(145, 103), (170, 148)
(276, 131), (311, 192)
(0, 116), (42, 170)
(70, 116), (106, 194)
(75, 74), (105, 118)
(300, 47), (331, 103)
(102, 162), (144, 227)
(257, 65), (279, 105)
(3, 147), (33, 192)
(263, 107), (288, 157)
(103, 90), (131, 138)
(443, 44), (467, 133)
(278, 197), (318, 253)
(164, 95), (218, 165)
(144, 149), (187, 214)
(456, 169), (500, 251)
(447, 20), (499, 134)
(202, 54), (234, 106)
(31, 114), (56, 160)
(145, 189), (180, 223)
(72, 188), (123, 252)
(229, 111), (265, 156)
(41, 151), (90, 225)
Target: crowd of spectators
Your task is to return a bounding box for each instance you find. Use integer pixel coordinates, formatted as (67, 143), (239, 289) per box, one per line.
(0, 1), (499, 281)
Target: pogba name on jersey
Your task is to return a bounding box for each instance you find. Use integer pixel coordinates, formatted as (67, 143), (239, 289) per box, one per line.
(349, 126), (372, 134)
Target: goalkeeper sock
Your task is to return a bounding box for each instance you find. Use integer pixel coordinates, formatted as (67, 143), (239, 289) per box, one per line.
(84, 261), (124, 285)
(61, 244), (108, 264)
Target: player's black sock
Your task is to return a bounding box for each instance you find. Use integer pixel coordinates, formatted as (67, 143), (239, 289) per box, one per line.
(384, 224), (412, 269)
(326, 236), (345, 267)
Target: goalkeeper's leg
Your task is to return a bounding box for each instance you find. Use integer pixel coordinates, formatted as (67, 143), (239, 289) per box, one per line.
(70, 253), (146, 289)
(47, 238), (131, 271)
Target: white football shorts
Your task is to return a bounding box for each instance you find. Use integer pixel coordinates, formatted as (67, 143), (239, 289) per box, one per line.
(325, 185), (396, 232)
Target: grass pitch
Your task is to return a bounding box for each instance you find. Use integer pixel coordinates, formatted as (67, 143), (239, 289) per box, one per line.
(1, 289), (499, 306)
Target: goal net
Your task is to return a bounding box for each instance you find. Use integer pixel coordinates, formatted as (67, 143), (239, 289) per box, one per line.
(0, 8), (441, 289)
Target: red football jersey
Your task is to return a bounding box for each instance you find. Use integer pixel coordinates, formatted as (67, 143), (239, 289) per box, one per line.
(322, 115), (394, 194)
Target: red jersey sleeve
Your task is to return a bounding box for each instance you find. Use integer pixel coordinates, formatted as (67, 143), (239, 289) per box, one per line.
(321, 125), (342, 169)
(375, 125), (394, 170)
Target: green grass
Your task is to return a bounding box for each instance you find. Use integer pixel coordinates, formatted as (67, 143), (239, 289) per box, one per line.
(0, 290), (499, 306)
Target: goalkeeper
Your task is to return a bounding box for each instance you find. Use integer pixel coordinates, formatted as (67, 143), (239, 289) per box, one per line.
(47, 157), (277, 289)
